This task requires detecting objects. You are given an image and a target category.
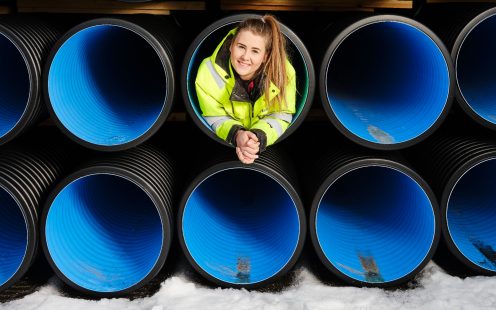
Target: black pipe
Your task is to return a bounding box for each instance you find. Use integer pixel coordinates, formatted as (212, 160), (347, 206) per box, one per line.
(0, 17), (61, 145)
(302, 140), (440, 287)
(178, 147), (306, 288)
(0, 139), (71, 292)
(410, 134), (496, 276)
(181, 14), (315, 147)
(41, 145), (176, 296)
(44, 17), (178, 151)
(319, 15), (454, 150)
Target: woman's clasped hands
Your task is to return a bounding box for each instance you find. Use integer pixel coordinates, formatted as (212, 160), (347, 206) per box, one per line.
(235, 130), (260, 164)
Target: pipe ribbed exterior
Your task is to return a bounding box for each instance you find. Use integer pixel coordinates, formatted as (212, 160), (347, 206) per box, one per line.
(0, 17), (61, 145)
(305, 146), (439, 287)
(319, 15), (454, 150)
(181, 14), (315, 147)
(41, 145), (175, 296)
(452, 8), (496, 130)
(45, 17), (177, 151)
(178, 148), (306, 288)
(0, 144), (69, 292)
(413, 135), (496, 275)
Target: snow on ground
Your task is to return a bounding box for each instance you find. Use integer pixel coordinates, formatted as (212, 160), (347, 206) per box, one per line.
(2, 262), (496, 310)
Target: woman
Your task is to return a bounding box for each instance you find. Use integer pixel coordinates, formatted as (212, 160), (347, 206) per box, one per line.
(195, 15), (296, 164)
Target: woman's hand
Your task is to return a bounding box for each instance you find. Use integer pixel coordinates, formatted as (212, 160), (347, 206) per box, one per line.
(235, 131), (260, 164)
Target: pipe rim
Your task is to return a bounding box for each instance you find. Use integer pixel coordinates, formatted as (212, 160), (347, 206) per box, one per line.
(443, 154), (496, 275)
(178, 161), (306, 288)
(319, 15), (454, 150)
(309, 159), (440, 287)
(0, 25), (36, 146)
(44, 18), (174, 152)
(41, 167), (172, 296)
(453, 8), (496, 130)
(0, 181), (36, 291)
(181, 14), (315, 148)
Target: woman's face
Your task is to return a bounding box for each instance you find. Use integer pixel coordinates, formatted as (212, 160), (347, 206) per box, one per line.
(230, 29), (268, 81)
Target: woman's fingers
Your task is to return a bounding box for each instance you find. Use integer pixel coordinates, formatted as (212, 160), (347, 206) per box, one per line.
(236, 147), (256, 164)
(246, 131), (259, 142)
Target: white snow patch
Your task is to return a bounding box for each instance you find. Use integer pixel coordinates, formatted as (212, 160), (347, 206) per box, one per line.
(2, 263), (496, 310)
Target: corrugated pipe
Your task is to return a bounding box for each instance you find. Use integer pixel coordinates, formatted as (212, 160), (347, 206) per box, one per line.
(41, 145), (176, 296)
(412, 134), (496, 275)
(178, 148), (306, 288)
(0, 141), (70, 292)
(305, 145), (439, 286)
(452, 7), (496, 130)
(0, 17), (61, 145)
(181, 14), (315, 147)
(45, 17), (177, 151)
(320, 15), (454, 150)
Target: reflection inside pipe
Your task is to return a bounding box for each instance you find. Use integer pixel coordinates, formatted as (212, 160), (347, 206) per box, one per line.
(326, 21), (450, 144)
(182, 168), (300, 284)
(448, 159), (496, 271)
(316, 166), (435, 283)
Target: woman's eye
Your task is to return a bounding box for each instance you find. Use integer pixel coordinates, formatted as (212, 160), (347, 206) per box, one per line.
(252, 50), (259, 54)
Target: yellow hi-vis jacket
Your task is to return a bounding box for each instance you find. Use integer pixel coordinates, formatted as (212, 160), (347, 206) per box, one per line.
(195, 28), (296, 150)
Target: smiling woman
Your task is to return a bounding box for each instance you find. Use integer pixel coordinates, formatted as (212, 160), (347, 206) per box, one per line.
(195, 15), (296, 164)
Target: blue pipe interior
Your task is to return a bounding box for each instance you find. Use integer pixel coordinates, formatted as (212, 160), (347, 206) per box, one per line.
(0, 33), (30, 139)
(45, 174), (163, 292)
(48, 25), (167, 146)
(447, 159), (496, 272)
(316, 166), (435, 283)
(0, 186), (27, 286)
(457, 15), (496, 124)
(183, 168), (300, 284)
(326, 21), (450, 144)
(186, 23), (309, 130)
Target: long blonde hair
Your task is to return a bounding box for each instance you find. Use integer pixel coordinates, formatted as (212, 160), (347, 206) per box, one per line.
(233, 15), (288, 109)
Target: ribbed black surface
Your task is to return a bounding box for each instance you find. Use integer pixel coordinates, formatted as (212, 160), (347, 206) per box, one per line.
(177, 146), (306, 289)
(0, 17), (62, 145)
(0, 143), (70, 292)
(41, 145), (176, 296)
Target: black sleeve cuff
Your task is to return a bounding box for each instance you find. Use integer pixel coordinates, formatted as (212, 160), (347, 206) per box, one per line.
(227, 125), (245, 146)
(250, 129), (267, 153)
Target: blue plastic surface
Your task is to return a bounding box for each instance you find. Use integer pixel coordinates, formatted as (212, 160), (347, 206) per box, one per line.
(327, 21), (450, 144)
(0, 33), (30, 139)
(316, 166), (435, 283)
(45, 174), (163, 292)
(447, 159), (496, 271)
(457, 15), (496, 124)
(48, 25), (167, 146)
(183, 168), (300, 284)
(0, 186), (27, 286)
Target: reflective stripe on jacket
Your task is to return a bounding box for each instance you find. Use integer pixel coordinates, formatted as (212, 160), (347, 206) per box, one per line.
(195, 28), (296, 148)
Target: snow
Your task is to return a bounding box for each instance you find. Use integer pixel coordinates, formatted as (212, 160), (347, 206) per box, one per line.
(2, 262), (496, 310)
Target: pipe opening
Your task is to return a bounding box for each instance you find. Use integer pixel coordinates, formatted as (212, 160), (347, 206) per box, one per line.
(48, 24), (167, 146)
(182, 168), (300, 284)
(316, 166), (435, 283)
(0, 33), (30, 139)
(186, 22), (310, 130)
(45, 174), (163, 292)
(447, 159), (496, 272)
(456, 14), (496, 124)
(0, 186), (27, 286)
(326, 21), (450, 145)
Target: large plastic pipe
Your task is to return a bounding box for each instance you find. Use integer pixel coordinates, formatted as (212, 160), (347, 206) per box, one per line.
(417, 135), (496, 275)
(181, 14), (315, 147)
(320, 15), (453, 150)
(0, 144), (69, 292)
(179, 150), (306, 288)
(453, 8), (496, 129)
(307, 150), (439, 286)
(0, 18), (61, 145)
(45, 18), (175, 151)
(42, 146), (175, 296)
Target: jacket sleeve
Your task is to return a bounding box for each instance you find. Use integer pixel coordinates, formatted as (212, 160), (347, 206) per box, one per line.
(195, 81), (244, 144)
(250, 70), (296, 150)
